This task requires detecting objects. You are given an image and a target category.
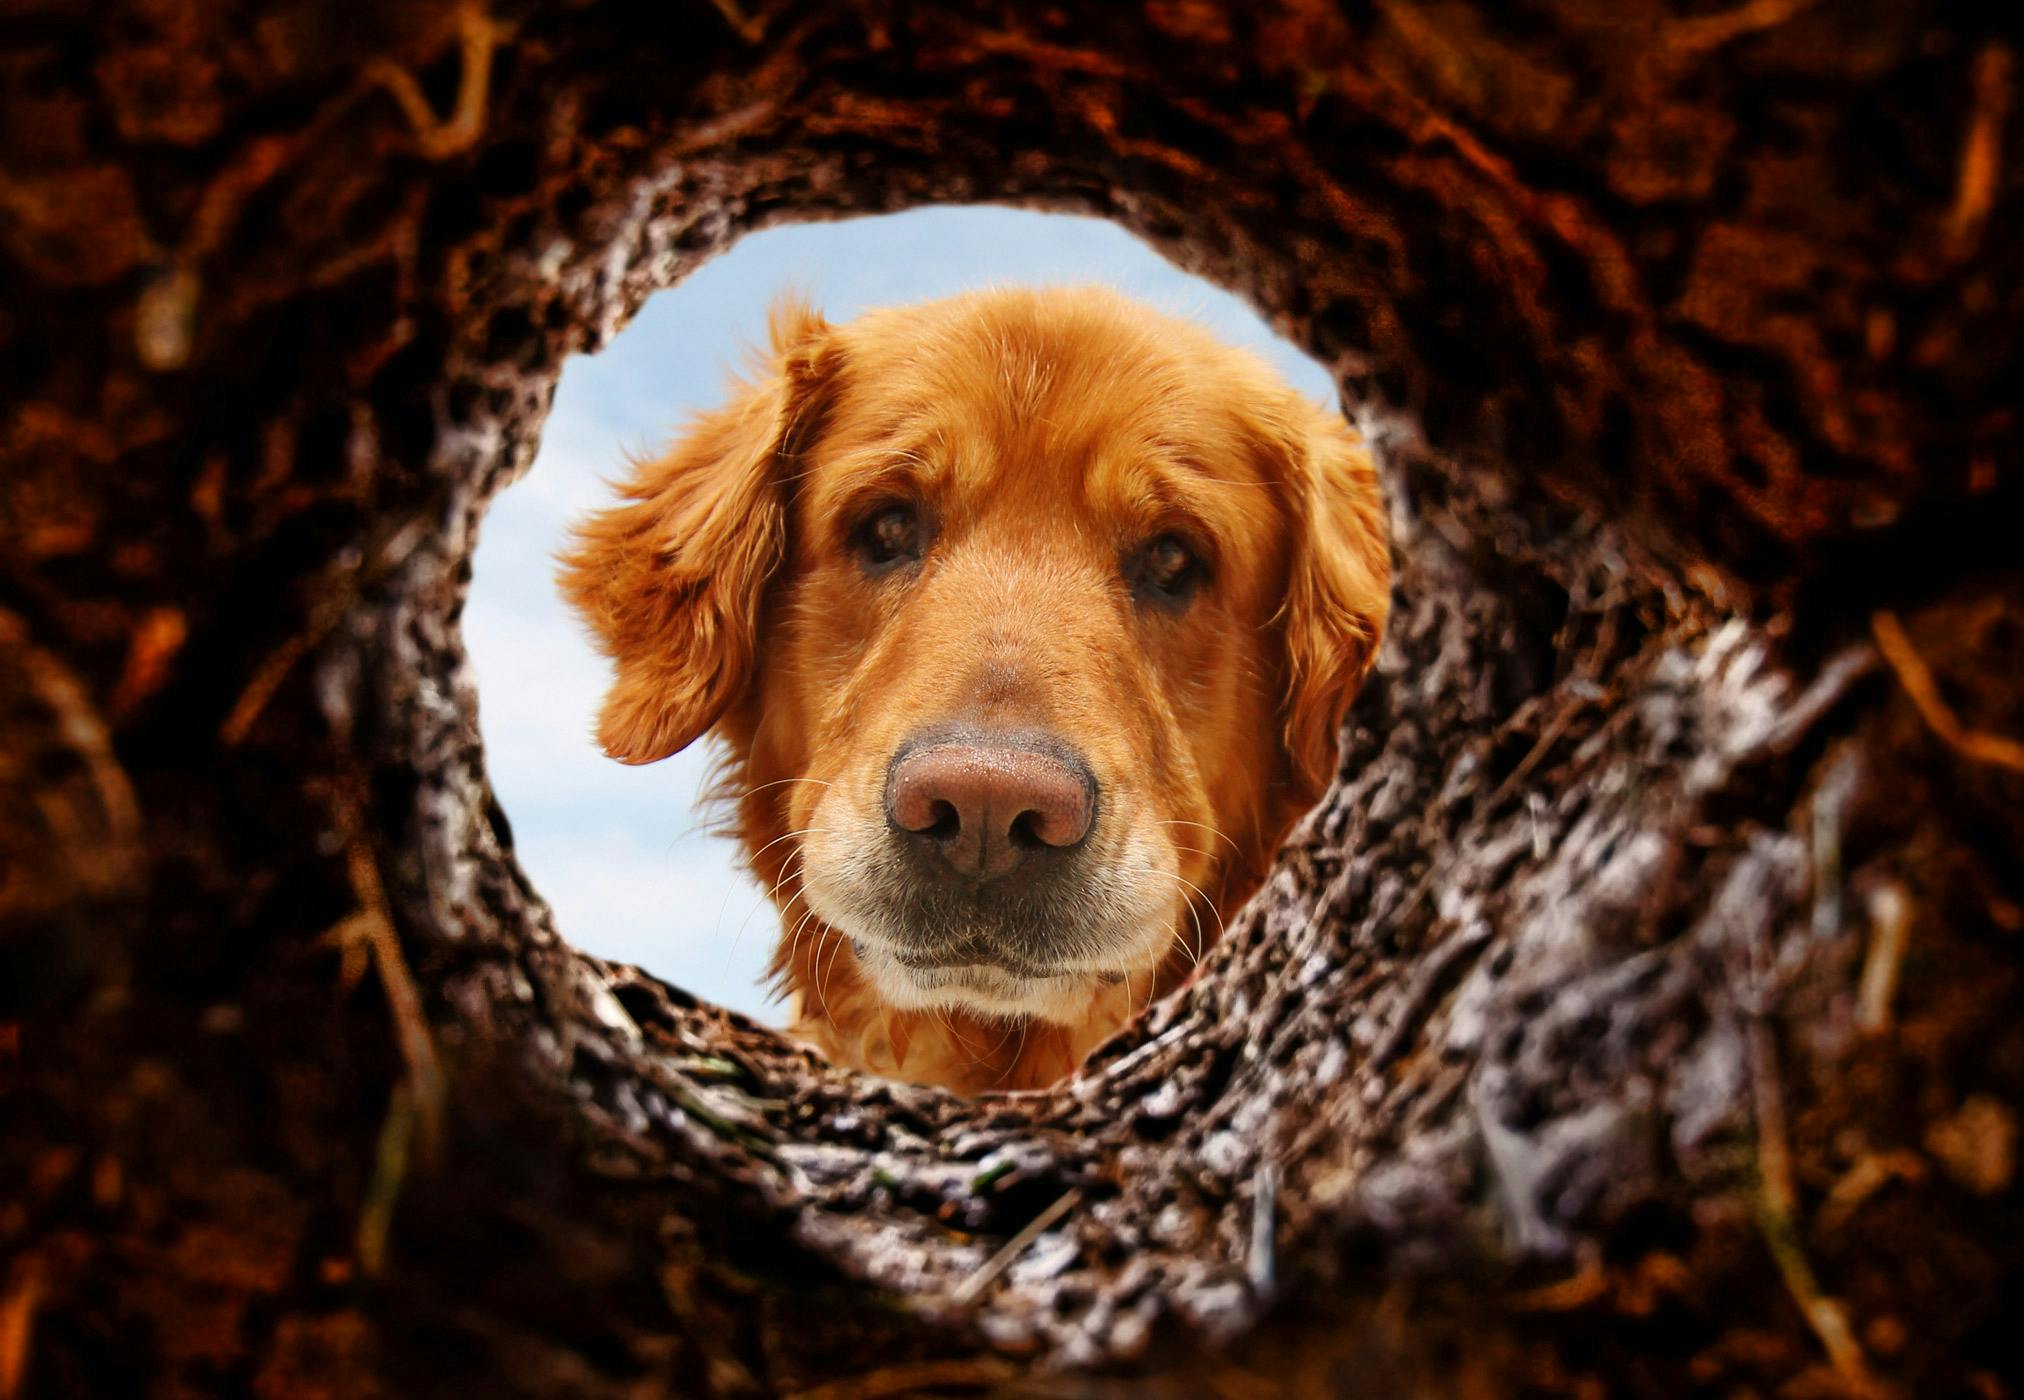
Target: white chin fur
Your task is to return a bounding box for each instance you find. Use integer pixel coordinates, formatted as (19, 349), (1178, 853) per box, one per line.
(853, 942), (1089, 1020)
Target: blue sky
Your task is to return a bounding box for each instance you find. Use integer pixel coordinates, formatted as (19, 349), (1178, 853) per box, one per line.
(464, 205), (1335, 1021)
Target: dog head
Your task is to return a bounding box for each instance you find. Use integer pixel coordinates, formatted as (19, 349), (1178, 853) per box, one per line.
(561, 287), (1389, 1084)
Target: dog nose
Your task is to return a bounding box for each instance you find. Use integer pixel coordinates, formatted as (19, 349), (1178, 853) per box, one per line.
(885, 734), (1096, 882)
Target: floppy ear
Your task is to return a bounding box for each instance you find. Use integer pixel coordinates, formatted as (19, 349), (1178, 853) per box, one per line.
(557, 297), (836, 764)
(1274, 403), (1392, 795)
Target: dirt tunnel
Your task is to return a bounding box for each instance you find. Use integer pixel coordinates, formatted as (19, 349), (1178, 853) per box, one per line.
(4, 2), (2022, 1395)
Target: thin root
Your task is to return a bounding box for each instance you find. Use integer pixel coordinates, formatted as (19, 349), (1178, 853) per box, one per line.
(365, 6), (505, 160)
(329, 837), (446, 1160)
(1873, 610), (2024, 775)
(1855, 880), (1912, 1036)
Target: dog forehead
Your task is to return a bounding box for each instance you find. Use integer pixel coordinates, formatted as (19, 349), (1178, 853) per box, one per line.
(811, 305), (1283, 512)
(838, 292), (1242, 425)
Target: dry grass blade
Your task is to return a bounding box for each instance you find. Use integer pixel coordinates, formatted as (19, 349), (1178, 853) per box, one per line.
(949, 1189), (1083, 1308)
(1747, 1015), (1884, 1396)
(329, 838), (446, 1158)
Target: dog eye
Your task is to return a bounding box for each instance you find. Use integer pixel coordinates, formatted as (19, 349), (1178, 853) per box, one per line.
(1137, 533), (1205, 605)
(856, 504), (921, 570)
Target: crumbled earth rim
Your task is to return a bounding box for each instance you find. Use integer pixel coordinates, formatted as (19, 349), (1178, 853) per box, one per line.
(3, 2), (2021, 1395)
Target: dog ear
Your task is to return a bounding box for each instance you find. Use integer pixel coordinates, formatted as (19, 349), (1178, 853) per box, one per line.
(1272, 403), (1392, 795)
(558, 296), (837, 764)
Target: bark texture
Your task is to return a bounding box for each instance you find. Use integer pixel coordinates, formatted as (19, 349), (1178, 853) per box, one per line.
(4, 1), (2021, 1395)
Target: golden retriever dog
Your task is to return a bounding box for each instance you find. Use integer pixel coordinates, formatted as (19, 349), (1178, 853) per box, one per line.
(560, 286), (1389, 1093)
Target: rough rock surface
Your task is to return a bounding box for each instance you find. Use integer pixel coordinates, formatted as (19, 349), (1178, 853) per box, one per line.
(4, 2), (2020, 1394)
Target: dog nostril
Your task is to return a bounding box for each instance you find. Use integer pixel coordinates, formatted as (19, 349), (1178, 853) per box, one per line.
(1007, 809), (1045, 850)
(923, 800), (961, 841)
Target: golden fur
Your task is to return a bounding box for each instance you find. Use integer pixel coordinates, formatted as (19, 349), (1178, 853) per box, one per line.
(560, 286), (1389, 1093)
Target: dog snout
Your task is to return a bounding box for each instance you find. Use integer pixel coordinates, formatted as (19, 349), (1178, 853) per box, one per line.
(884, 733), (1096, 882)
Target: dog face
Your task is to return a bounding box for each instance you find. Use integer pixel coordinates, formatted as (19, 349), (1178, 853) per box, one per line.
(561, 287), (1389, 1091)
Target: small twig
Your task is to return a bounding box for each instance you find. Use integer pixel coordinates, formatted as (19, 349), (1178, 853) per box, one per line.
(949, 1188), (1082, 1307)
(1747, 1016), (1797, 1223)
(1816, 1150), (1925, 1237)
(1664, 0), (1818, 57)
(702, 0), (767, 44)
(1855, 880), (1913, 1036)
(3, 610), (141, 859)
(1478, 696), (1586, 819)
(220, 632), (317, 747)
(0, 1255), (42, 1400)
(1761, 644), (1878, 759)
(331, 838), (446, 1159)
(1506, 1245), (1609, 1312)
(135, 119), (317, 368)
(326, 825), (446, 1280)
(134, 5), (500, 367)
(1872, 610), (2024, 775)
(110, 606), (189, 718)
(1947, 43), (2013, 261)
(1248, 1161), (1278, 1297)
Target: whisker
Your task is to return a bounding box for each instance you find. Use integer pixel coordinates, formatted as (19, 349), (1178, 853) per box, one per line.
(747, 825), (834, 864)
(786, 904), (819, 971)
(1168, 870), (1228, 949)
(762, 883), (809, 942)
(1155, 818), (1242, 855)
(933, 1006), (984, 1061)
(992, 1017), (1029, 1082)
(727, 857), (806, 946)
(736, 776), (836, 799)
(1174, 901), (1203, 969)
(711, 858), (748, 937)
(812, 929), (841, 1020)
(772, 864), (806, 905)
(768, 906), (820, 1010)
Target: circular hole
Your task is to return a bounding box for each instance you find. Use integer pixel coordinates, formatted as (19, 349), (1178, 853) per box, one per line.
(465, 205), (1346, 1069)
